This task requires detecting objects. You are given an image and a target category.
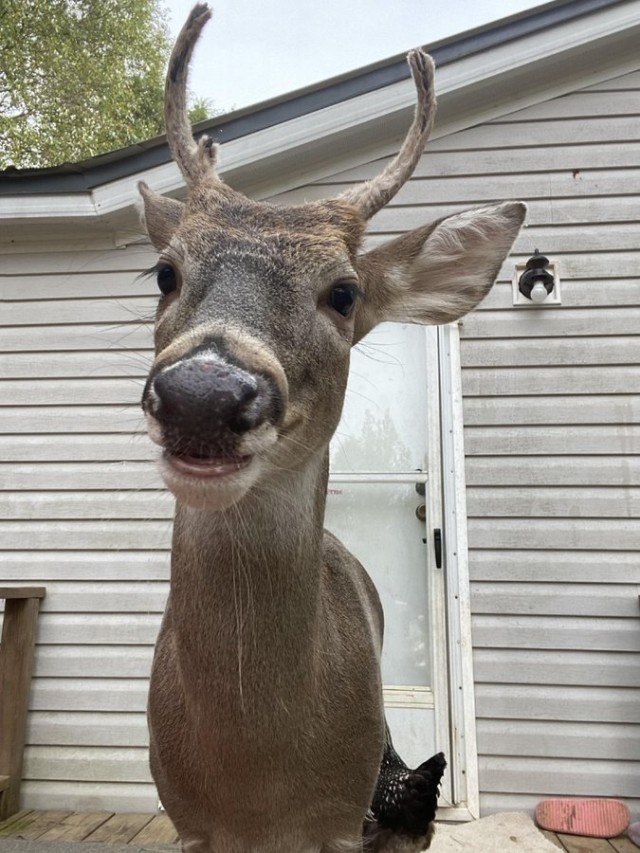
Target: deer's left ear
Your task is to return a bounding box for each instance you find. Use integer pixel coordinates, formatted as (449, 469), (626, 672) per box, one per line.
(355, 201), (526, 341)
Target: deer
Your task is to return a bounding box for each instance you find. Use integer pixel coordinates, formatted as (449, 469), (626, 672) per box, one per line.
(138, 6), (526, 852)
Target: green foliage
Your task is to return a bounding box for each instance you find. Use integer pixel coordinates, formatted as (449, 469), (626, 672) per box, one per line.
(0, 0), (172, 169)
(188, 97), (216, 125)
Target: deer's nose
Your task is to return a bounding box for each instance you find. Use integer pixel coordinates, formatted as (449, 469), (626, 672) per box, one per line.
(152, 358), (270, 435)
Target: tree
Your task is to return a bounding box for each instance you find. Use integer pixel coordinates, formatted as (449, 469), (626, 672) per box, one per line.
(0, 0), (172, 169)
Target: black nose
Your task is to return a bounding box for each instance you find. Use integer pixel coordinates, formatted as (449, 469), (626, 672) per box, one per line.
(152, 358), (272, 438)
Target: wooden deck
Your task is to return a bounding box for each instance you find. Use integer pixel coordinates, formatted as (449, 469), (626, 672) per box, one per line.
(0, 810), (179, 846)
(0, 811), (636, 850)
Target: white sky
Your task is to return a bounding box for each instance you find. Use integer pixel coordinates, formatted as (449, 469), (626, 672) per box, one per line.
(164, 1), (542, 113)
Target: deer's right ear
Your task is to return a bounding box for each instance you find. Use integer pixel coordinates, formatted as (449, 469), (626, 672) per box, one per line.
(138, 182), (185, 251)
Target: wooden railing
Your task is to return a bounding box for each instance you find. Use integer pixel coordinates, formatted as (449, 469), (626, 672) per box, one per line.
(0, 587), (46, 820)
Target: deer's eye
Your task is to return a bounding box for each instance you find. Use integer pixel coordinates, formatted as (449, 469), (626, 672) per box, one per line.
(328, 282), (359, 318)
(157, 264), (178, 296)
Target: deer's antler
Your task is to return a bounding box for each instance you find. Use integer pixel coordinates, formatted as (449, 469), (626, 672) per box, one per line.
(164, 3), (218, 188)
(339, 49), (437, 220)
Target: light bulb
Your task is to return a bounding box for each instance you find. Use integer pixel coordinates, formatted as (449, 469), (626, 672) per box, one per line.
(530, 281), (548, 303)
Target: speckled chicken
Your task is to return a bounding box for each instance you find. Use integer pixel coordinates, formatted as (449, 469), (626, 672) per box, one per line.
(363, 724), (447, 852)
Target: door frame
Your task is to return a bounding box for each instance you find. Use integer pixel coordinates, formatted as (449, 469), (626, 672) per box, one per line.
(424, 323), (480, 821)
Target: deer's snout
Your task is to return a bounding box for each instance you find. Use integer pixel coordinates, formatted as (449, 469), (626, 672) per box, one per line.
(148, 357), (282, 455)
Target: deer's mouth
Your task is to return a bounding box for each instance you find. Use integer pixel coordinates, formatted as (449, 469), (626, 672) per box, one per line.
(164, 451), (253, 479)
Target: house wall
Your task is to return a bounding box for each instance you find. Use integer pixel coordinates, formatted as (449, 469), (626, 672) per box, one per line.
(2, 66), (639, 816)
(457, 72), (640, 816)
(1, 239), (165, 810)
(277, 68), (640, 816)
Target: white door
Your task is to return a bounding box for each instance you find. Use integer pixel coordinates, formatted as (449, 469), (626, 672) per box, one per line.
(325, 322), (455, 807)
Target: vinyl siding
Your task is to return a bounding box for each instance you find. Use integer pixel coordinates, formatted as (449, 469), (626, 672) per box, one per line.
(278, 69), (640, 815)
(462, 73), (640, 815)
(0, 241), (166, 811)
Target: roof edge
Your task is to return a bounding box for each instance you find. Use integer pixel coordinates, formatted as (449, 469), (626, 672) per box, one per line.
(0, 0), (625, 195)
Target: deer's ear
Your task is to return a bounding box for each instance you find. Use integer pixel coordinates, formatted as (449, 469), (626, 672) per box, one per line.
(138, 182), (185, 251)
(355, 201), (526, 341)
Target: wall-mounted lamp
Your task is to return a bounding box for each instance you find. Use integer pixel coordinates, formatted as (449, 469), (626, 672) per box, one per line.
(512, 250), (561, 307)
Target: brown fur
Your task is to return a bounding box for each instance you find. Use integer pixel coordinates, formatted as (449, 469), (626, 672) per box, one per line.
(138, 7), (526, 852)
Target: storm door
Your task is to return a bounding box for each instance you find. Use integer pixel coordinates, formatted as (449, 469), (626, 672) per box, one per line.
(325, 322), (458, 810)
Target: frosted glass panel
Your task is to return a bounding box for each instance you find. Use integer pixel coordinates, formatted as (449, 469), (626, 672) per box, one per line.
(330, 323), (429, 473)
(325, 482), (430, 688)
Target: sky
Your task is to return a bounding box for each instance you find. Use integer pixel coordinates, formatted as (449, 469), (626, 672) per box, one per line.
(164, 0), (543, 113)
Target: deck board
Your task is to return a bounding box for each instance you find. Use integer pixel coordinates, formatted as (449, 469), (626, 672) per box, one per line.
(36, 811), (113, 842)
(129, 814), (180, 845)
(0, 811), (632, 849)
(83, 812), (156, 843)
(1, 810), (73, 840)
(0, 810), (34, 836)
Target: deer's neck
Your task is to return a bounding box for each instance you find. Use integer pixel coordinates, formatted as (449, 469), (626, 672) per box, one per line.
(168, 452), (329, 711)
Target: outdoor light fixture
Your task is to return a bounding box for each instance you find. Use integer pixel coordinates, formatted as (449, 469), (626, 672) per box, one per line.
(512, 250), (561, 307)
(518, 250), (556, 303)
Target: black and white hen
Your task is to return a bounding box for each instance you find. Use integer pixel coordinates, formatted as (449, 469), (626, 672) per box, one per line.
(363, 724), (447, 852)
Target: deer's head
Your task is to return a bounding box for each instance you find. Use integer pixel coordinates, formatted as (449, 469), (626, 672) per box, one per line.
(140, 5), (525, 511)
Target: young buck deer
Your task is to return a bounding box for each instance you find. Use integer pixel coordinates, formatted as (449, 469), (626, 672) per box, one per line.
(139, 6), (525, 852)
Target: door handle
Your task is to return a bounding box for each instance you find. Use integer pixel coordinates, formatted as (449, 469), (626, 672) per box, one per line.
(434, 528), (442, 569)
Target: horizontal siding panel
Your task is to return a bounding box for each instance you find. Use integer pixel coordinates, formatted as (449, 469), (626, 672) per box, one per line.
(0, 462), (162, 490)
(0, 271), (156, 301)
(473, 649), (640, 688)
(477, 719), (640, 760)
(398, 115), (640, 152)
(34, 647), (154, 679)
(0, 406), (145, 434)
(468, 518), (640, 550)
(471, 582), (639, 618)
(472, 615), (640, 652)
(0, 435), (155, 462)
(1, 245), (155, 275)
(467, 486), (640, 518)
(465, 425), (640, 456)
(479, 756), (640, 799)
(24, 746), (152, 784)
(461, 337), (640, 368)
(463, 395), (640, 426)
(1, 379), (144, 406)
(1, 492), (172, 520)
(371, 197), (640, 233)
(585, 70), (640, 90)
(32, 678), (149, 712)
(0, 552), (169, 581)
(0, 324), (153, 351)
(28, 712), (148, 747)
(324, 142), (640, 181)
(482, 280), (640, 311)
(465, 456), (640, 487)
(36, 615), (161, 645)
(369, 169), (640, 205)
(3, 298), (155, 326)
(0, 351), (151, 379)
(469, 549), (640, 583)
(0, 521), (172, 550)
(460, 307), (640, 339)
(492, 90), (640, 121)
(462, 366), (640, 397)
(475, 685), (640, 724)
(20, 780), (158, 813)
(24, 581), (169, 613)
